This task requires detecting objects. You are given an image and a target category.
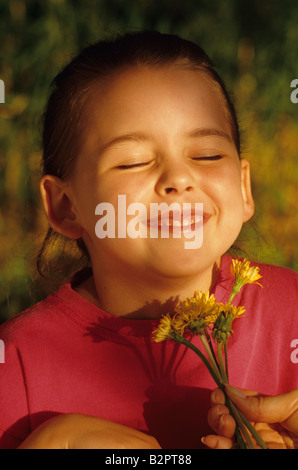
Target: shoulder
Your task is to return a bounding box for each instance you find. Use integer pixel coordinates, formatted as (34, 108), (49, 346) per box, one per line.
(221, 255), (298, 308)
(237, 259), (298, 313)
(0, 287), (76, 449)
(223, 254), (298, 287)
(221, 254), (298, 294)
(0, 284), (73, 345)
(252, 260), (298, 290)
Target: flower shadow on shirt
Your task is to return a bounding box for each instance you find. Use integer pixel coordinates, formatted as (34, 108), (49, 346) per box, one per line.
(84, 296), (182, 381)
(84, 298), (213, 449)
(143, 384), (212, 449)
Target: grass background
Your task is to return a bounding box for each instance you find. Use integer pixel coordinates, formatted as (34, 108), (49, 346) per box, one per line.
(0, 0), (297, 322)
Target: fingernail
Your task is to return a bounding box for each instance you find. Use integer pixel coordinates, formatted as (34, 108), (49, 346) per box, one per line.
(216, 404), (224, 416)
(201, 436), (216, 448)
(225, 384), (247, 399)
(219, 414), (226, 428)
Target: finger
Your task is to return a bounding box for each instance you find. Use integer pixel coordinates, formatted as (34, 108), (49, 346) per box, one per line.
(225, 385), (298, 429)
(207, 404), (229, 432)
(201, 434), (233, 449)
(207, 404), (236, 438)
(210, 386), (259, 406)
(210, 388), (226, 406)
(254, 423), (287, 449)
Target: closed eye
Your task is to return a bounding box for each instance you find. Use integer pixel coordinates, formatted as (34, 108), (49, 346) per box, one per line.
(116, 161), (152, 169)
(192, 155), (223, 161)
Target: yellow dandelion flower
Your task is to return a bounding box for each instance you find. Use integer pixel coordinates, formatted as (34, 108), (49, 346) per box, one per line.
(221, 303), (246, 319)
(231, 258), (263, 289)
(212, 304), (245, 343)
(204, 310), (222, 326)
(152, 314), (175, 343)
(171, 312), (191, 336)
(176, 291), (216, 317)
(174, 291), (220, 335)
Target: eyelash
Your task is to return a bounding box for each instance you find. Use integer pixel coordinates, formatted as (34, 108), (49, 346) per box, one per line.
(116, 162), (150, 169)
(115, 155), (223, 170)
(192, 155), (223, 161)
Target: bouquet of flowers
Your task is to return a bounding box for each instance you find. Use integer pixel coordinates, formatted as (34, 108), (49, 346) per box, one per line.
(152, 258), (267, 449)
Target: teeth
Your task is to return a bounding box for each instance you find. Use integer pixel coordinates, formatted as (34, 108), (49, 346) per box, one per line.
(158, 215), (203, 227)
(173, 220), (181, 226)
(183, 218), (191, 226)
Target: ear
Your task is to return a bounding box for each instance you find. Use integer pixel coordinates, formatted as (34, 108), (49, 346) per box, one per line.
(40, 175), (83, 239)
(240, 158), (255, 222)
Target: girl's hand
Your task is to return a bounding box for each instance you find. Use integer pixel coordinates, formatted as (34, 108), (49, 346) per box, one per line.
(18, 413), (161, 449)
(203, 386), (298, 449)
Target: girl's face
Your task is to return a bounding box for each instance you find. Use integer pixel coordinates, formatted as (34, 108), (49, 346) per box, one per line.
(67, 66), (254, 286)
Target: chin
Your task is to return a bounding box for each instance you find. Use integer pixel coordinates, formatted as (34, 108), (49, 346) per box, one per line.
(145, 246), (212, 280)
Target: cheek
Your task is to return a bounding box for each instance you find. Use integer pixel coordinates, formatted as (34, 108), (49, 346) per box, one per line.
(100, 179), (154, 217)
(218, 163), (243, 194)
(207, 165), (245, 214)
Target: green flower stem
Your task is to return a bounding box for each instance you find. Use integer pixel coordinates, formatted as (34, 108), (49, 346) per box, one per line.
(235, 408), (268, 449)
(227, 286), (240, 306)
(227, 400), (256, 449)
(191, 335), (253, 449)
(170, 332), (268, 449)
(216, 343), (249, 449)
(217, 342), (229, 384)
(199, 334), (223, 386)
(172, 334), (223, 388)
(233, 428), (248, 449)
(204, 331), (219, 369)
(224, 341), (229, 381)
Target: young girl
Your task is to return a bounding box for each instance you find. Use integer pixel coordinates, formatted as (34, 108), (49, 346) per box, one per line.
(0, 31), (297, 449)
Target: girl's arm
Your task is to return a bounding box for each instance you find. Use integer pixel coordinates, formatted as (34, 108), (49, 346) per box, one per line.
(17, 413), (161, 449)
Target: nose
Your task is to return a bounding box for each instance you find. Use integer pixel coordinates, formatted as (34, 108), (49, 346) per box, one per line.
(155, 160), (195, 196)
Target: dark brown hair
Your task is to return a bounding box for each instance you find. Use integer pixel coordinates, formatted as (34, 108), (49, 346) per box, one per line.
(37, 30), (242, 287)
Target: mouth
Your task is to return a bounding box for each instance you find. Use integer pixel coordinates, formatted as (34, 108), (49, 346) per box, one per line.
(146, 209), (210, 234)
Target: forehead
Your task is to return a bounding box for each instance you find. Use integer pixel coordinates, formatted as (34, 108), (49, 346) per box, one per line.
(84, 66), (233, 148)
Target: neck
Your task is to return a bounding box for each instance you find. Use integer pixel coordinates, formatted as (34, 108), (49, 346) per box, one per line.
(75, 260), (221, 319)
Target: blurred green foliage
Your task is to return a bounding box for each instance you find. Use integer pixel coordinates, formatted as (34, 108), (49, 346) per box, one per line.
(0, 0), (297, 322)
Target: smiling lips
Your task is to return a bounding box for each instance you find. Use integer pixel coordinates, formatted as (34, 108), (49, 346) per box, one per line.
(146, 209), (209, 233)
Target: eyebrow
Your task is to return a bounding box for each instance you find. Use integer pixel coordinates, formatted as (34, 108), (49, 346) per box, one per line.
(99, 131), (151, 153)
(99, 127), (232, 153)
(188, 127), (232, 142)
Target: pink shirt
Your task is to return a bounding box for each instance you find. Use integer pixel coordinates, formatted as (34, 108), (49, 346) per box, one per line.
(0, 255), (297, 448)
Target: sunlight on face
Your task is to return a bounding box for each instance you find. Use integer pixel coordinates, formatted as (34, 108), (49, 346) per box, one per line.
(69, 66), (253, 283)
